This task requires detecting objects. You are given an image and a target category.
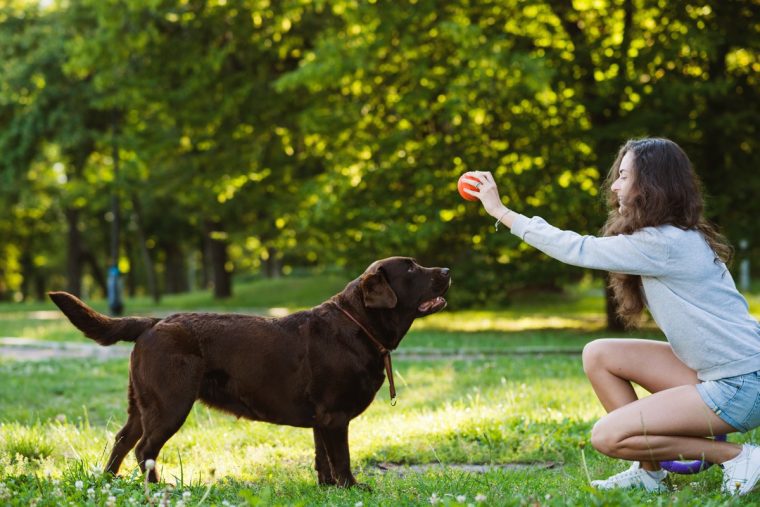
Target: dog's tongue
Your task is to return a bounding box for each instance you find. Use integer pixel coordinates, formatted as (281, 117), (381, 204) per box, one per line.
(418, 296), (446, 313)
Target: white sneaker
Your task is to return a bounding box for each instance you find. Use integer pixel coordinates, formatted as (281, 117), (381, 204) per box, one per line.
(721, 444), (760, 495)
(590, 462), (668, 492)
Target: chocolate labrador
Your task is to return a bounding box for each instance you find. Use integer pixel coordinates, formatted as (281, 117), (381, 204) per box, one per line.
(49, 257), (450, 486)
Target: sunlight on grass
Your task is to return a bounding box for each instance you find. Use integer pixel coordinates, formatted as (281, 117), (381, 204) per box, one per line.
(414, 311), (606, 333)
(0, 357), (604, 484)
(2, 354), (759, 505)
(1, 276), (758, 505)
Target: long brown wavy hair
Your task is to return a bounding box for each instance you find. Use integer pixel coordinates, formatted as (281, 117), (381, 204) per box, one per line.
(601, 138), (733, 327)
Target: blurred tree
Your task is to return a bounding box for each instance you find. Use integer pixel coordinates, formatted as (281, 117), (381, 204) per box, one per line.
(278, 0), (759, 319)
(64, 0), (337, 298)
(277, 0), (609, 307)
(0, 0), (756, 314)
(0, 2), (113, 297)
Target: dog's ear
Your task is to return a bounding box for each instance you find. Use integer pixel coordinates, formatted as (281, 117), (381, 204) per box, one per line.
(360, 270), (398, 309)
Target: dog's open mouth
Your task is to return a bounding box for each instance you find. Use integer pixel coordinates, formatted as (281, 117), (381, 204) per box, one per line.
(418, 296), (447, 314)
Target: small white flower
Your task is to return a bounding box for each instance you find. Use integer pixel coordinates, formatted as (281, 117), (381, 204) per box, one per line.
(475, 494), (487, 502)
(182, 491), (192, 499)
(457, 495), (466, 503)
(145, 459), (156, 471)
(106, 495), (116, 507)
(355, 502), (364, 507)
(87, 488), (95, 499)
(430, 493), (440, 505)
(75, 480), (84, 490)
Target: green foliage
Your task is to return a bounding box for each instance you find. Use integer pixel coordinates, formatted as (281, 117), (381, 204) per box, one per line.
(0, 0), (757, 306)
(0, 353), (758, 504)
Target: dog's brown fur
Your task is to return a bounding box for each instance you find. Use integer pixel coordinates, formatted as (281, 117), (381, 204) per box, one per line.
(49, 257), (450, 486)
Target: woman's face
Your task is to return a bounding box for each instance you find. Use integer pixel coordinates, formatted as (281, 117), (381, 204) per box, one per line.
(611, 151), (637, 213)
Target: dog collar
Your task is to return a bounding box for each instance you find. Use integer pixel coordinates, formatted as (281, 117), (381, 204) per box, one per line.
(331, 302), (397, 406)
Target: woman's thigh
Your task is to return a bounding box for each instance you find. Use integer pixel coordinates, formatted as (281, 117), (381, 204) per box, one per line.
(597, 384), (737, 438)
(584, 338), (699, 393)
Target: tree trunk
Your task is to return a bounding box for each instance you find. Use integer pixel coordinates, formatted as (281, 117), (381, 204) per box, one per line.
(20, 250), (47, 302)
(199, 237), (210, 289)
(131, 194), (161, 302)
(20, 249), (33, 302)
(34, 273), (46, 302)
(204, 221), (232, 299)
(0, 267), (7, 301)
(81, 250), (108, 296)
(125, 246), (136, 298)
(65, 207), (83, 296)
(265, 246), (282, 278)
(186, 251), (198, 292)
(163, 243), (188, 294)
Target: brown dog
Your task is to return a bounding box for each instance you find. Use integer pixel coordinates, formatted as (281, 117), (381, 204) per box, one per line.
(49, 257), (450, 486)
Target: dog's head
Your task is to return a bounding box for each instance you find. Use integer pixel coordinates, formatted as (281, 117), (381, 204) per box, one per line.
(359, 257), (450, 317)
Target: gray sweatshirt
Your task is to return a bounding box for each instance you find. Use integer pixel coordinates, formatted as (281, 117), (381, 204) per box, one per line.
(511, 214), (760, 381)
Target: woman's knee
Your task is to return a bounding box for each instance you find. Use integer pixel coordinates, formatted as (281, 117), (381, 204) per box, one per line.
(582, 339), (615, 376)
(590, 418), (625, 457)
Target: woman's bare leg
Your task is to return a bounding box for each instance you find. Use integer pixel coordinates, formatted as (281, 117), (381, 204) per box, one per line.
(591, 385), (740, 464)
(582, 338), (739, 470)
(583, 338), (699, 410)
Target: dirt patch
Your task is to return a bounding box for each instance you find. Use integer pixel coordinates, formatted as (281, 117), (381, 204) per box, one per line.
(397, 348), (582, 360)
(373, 461), (560, 475)
(0, 337), (581, 363)
(0, 337), (131, 361)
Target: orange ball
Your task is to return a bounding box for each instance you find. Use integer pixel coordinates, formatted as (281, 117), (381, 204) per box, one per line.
(457, 172), (481, 201)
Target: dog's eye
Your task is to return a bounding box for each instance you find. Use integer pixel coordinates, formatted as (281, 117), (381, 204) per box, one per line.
(407, 265), (416, 273)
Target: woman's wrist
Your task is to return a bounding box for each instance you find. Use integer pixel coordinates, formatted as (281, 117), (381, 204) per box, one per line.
(493, 207), (514, 231)
(489, 205), (510, 219)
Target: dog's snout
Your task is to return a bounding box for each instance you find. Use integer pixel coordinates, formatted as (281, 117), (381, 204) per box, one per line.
(435, 268), (451, 291)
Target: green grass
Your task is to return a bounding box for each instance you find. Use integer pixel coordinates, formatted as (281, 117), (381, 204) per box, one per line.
(3, 355), (757, 505)
(0, 274), (758, 505)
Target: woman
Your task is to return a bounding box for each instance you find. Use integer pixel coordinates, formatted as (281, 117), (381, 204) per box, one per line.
(463, 138), (760, 495)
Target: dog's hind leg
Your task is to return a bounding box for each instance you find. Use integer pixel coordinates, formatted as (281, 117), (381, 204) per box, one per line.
(134, 394), (196, 483)
(132, 355), (202, 483)
(105, 377), (143, 475)
(313, 428), (337, 485)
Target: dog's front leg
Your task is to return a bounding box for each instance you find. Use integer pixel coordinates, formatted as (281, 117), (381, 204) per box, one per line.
(318, 424), (358, 487)
(313, 428), (337, 486)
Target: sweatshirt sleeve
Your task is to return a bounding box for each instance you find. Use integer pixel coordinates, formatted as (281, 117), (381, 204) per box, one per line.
(509, 214), (670, 276)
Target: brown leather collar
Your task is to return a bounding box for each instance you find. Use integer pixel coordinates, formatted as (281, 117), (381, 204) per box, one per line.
(331, 301), (397, 405)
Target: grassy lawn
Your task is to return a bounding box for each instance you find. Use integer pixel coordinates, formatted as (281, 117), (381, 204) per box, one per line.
(0, 275), (758, 506)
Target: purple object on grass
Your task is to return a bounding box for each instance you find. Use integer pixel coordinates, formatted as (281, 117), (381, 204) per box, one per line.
(659, 434), (727, 474)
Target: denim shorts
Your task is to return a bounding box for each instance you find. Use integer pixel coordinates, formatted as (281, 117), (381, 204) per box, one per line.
(696, 371), (760, 433)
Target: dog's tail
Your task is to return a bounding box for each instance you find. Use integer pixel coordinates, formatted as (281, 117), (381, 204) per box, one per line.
(48, 291), (160, 346)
